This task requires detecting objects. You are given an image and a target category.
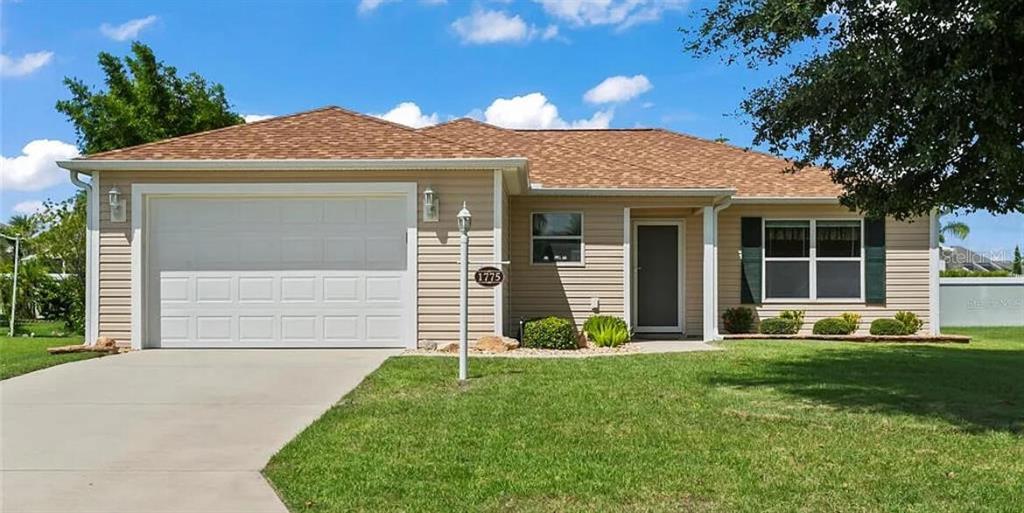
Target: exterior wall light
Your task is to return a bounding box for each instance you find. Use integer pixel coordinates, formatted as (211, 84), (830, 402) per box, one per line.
(456, 201), (471, 234)
(423, 186), (439, 222)
(108, 186), (126, 223)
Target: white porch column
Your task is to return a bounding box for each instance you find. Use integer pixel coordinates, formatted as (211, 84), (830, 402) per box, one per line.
(702, 206), (717, 341)
(928, 210), (941, 334)
(623, 207), (632, 332)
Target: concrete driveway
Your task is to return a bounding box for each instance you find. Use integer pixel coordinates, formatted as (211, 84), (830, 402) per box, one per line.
(0, 349), (397, 513)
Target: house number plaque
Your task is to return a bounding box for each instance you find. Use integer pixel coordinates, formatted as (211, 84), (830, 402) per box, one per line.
(474, 266), (504, 287)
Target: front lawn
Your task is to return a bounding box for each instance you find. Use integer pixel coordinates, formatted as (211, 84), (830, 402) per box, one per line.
(265, 327), (1023, 512)
(0, 321), (96, 380)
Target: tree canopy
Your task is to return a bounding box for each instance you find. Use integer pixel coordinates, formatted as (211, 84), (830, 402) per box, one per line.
(56, 42), (243, 155)
(686, 0), (1024, 219)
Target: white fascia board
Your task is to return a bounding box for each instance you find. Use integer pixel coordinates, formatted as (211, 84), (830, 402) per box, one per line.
(57, 157), (529, 172)
(529, 186), (736, 197)
(940, 277), (1024, 285)
(731, 196), (840, 204)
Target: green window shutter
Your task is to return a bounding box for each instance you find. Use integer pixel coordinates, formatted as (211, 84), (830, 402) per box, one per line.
(740, 217), (762, 304)
(865, 218), (886, 304)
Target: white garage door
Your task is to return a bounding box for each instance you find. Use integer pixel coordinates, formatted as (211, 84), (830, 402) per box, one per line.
(146, 194), (413, 348)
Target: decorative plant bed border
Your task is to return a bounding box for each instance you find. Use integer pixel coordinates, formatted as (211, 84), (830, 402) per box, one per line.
(722, 334), (971, 343)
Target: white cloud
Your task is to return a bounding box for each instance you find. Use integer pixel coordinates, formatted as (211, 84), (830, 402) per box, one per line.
(1, 140), (80, 192)
(358, 0), (392, 13)
(100, 15), (158, 41)
(373, 102), (439, 128)
(482, 92), (612, 129)
(0, 51), (54, 77)
(583, 74), (653, 104)
(535, 0), (687, 29)
(12, 200), (45, 216)
(243, 114), (275, 123)
(451, 8), (559, 45)
(358, 0), (443, 12)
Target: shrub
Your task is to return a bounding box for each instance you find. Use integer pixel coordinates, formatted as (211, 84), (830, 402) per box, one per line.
(940, 268), (1011, 278)
(813, 317), (856, 335)
(722, 307), (756, 334)
(759, 317), (800, 335)
(583, 315), (627, 337)
(522, 316), (578, 350)
(894, 311), (923, 334)
(839, 312), (862, 332)
(870, 318), (910, 336)
(779, 310), (806, 324)
(583, 315), (630, 347)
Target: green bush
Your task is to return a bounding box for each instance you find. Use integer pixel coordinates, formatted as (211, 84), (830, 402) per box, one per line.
(940, 268), (1011, 278)
(839, 312), (862, 332)
(759, 317), (800, 335)
(780, 310), (806, 324)
(523, 316), (578, 350)
(722, 307), (756, 334)
(894, 311), (923, 334)
(870, 318), (910, 335)
(813, 317), (856, 335)
(583, 315), (630, 347)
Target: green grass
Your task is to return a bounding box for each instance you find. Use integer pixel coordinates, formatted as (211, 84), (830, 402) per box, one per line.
(265, 327), (1024, 513)
(0, 320), (97, 380)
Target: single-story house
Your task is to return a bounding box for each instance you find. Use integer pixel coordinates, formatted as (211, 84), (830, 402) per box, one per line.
(58, 106), (940, 349)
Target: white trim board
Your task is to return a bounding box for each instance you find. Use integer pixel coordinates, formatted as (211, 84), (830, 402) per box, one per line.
(630, 219), (686, 334)
(492, 170), (505, 336)
(130, 182), (419, 350)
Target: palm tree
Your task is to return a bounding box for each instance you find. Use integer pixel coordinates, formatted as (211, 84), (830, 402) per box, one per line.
(937, 209), (969, 244)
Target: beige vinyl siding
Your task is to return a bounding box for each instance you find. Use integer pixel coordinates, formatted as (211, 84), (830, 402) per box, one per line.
(509, 197), (712, 334)
(96, 169), (495, 348)
(718, 204), (932, 333)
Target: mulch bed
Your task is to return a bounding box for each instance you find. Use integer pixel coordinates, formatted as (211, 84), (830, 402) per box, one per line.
(722, 334), (971, 343)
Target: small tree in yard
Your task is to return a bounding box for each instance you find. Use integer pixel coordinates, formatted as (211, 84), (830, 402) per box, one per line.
(1014, 246), (1023, 276)
(32, 193), (88, 333)
(56, 42), (243, 155)
(686, 1), (1024, 219)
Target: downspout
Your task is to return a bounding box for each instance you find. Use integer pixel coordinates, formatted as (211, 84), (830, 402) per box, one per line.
(69, 171), (95, 344)
(712, 198), (733, 339)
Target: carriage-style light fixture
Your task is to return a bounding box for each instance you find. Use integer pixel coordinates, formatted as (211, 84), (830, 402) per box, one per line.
(456, 201), (472, 234)
(108, 186), (126, 223)
(423, 186), (439, 222)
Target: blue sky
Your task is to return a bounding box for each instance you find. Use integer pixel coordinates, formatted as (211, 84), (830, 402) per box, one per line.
(2, 0), (1021, 255)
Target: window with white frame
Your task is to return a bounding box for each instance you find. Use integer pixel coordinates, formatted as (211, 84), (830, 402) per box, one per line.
(532, 212), (583, 264)
(764, 219), (863, 300)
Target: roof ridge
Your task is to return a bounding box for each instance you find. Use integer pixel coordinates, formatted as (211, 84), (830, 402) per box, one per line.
(513, 128), (658, 132)
(81, 106), (340, 159)
(321, 107), (504, 157)
(647, 127), (800, 166)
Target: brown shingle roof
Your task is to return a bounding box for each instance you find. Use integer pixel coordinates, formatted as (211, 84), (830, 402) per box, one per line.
(517, 128), (841, 197)
(79, 105), (839, 197)
(84, 106), (497, 160)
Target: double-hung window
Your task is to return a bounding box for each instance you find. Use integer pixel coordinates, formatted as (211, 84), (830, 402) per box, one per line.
(532, 212), (583, 264)
(764, 219), (863, 301)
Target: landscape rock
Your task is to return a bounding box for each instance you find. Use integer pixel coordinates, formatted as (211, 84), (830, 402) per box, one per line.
(435, 341), (460, 353)
(474, 335), (520, 352)
(94, 336), (118, 349)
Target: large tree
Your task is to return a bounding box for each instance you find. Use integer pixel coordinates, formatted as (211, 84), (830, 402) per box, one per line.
(686, 0), (1024, 219)
(56, 42), (243, 154)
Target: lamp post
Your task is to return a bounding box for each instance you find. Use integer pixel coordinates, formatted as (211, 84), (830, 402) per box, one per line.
(2, 234), (20, 337)
(456, 202), (472, 382)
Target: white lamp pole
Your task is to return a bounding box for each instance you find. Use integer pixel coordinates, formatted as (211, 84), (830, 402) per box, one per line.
(2, 234), (20, 337)
(456, 202), (472, 382)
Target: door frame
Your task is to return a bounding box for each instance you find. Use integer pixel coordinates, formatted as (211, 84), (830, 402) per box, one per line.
(131, 182), (419, 350)
(630, 219), (685, 334)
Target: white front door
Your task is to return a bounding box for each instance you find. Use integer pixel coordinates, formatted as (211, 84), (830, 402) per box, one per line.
(146, 194), (413, 348)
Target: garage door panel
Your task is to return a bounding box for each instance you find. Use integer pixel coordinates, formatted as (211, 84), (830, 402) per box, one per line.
(147, 194), (412, 348)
